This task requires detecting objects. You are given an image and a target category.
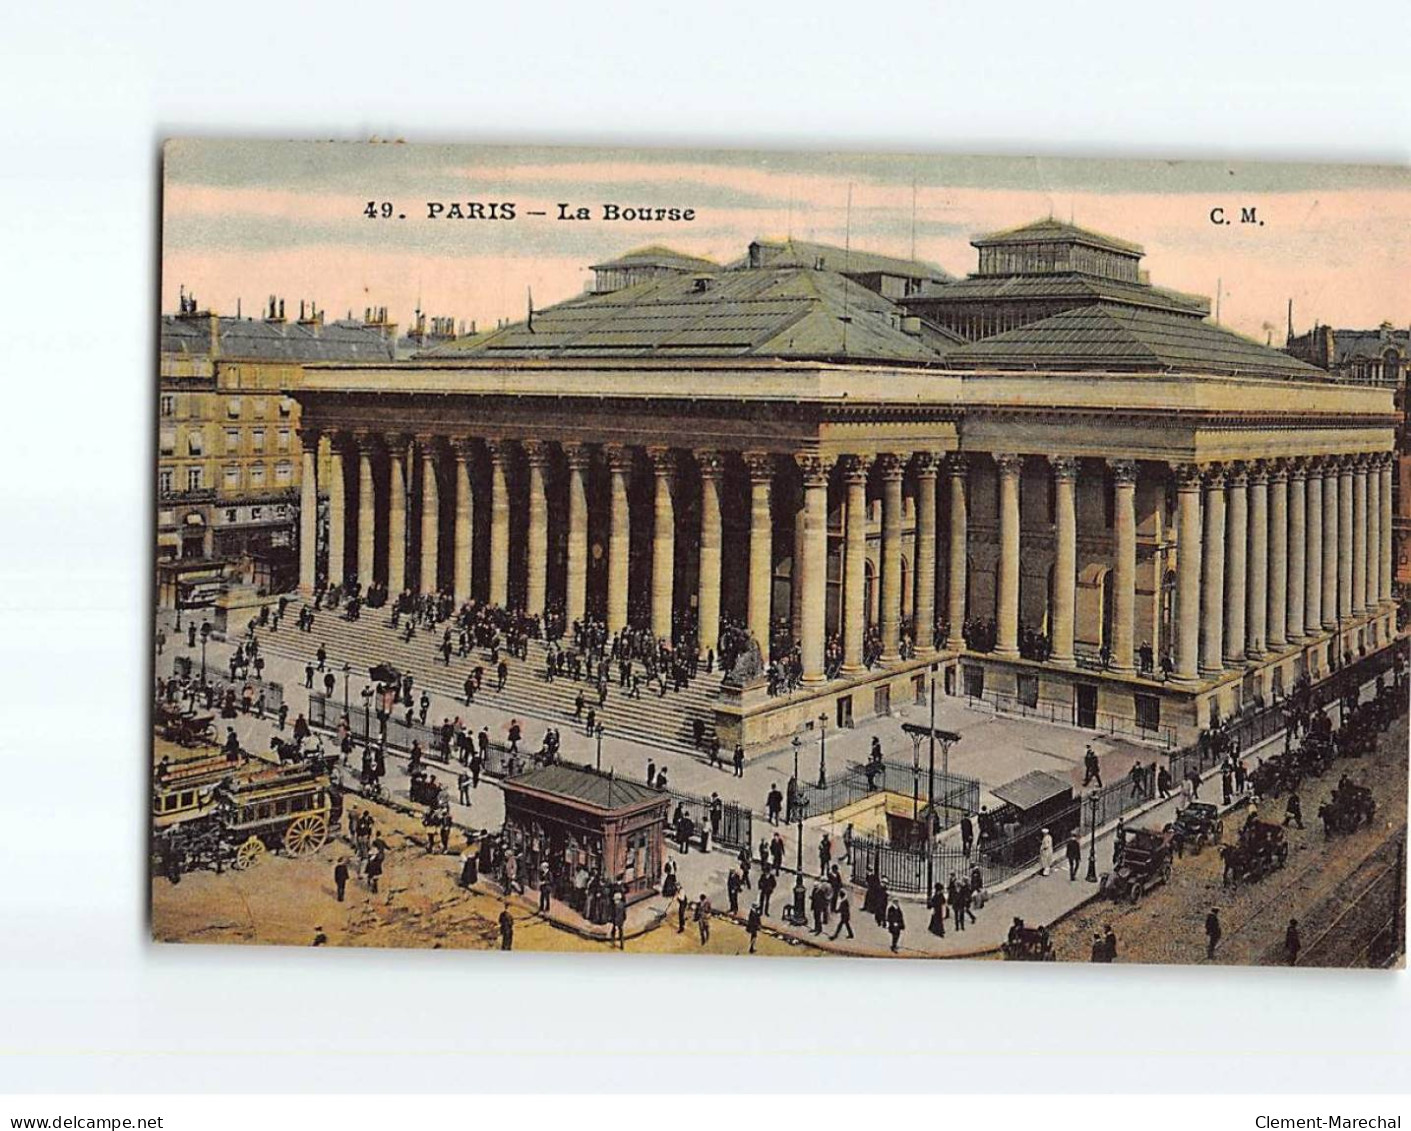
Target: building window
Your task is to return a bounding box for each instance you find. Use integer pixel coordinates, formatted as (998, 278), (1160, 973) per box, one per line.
(225, 428), (239, 453)
(224, 465), (240, 490)
(250, 463), (266, 487)
(158, 468), (174, 495)
(227, 397), (241, 418)
(275, 460), (292, 485)
(252, 429), (265, 453)
(1135, 693), (1160, 734)
(187, 431), (203, 456)
(277, 428), (291, 452)
(159, 429), (176, 455)
(186, 467), (203, 491)
(160, 394), (175, 417)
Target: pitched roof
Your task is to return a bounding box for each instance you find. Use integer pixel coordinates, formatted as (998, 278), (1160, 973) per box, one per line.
(747, 238), (953, 284)
(590, 245), (718, 272)
(504, 763), (663, 811)
(972, 217), (1144, 257)
(431, 265), (952, 364)
(905, 272), (1210, 317)
(992, 770), (1073, 811)
(1328, 328), (1410, 363)
(161, 316), (397, 363)
(945, 303), (1328, 380)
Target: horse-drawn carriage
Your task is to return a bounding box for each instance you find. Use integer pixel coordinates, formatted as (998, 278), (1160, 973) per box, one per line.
(1100, 826), (1174, 903)
(1247, 755), (1299, 799)
(152, 756), (342, 878)
(156, 701), (216, 748)
(1001, 920), (1056, 961)
(269, 732), (338, 773)
(409, 769), (444, 808)
(1319, 780), (1375, 838)
(1168, 802), (1224, 856)
(1220, 818), (1288, 886)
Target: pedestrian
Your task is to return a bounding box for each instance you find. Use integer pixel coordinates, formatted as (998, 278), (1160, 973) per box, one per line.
(538, 862), (551, 913)
(727, 868), (742, 914)
(1103, 924), (1118, 962)
(1157, 766), (1172, 800)
(1205, 906), (1222, 959)
(1090, 934), (1106, 963)
(927, 883), (947, 937)
(886, 901), (905, 952)
(842, 823), (854, 864)
(365, 849), (383, 894)
(695, 894), (712, 945)
(457, 770), (471, 805)
(766, 783), (782, 825)
(1283, 792), (1304, 830)
(1066, 834), (1082, 881)
(1039, 828), (1054, 876)
(333, 858), (349, 901)
(499, 904), (514, 951)
(759, 868), (777, 916)
(646, 759), (656, 787)
(818, 831), (831, 876)
(677, 891), (689, 933)
(304, 663), (315, 689)
(831, 889), (854, 940)
(746, 904), (762, 952)
(733, 743), (745, 778)
(960, 814), (974, 857)
(312, 926), (327, 947)
(1285, 918), (1301, 966)
(1083, 745), (1103, 788)
(609, 889), (626, 948)
(1222, 766), (1233, 806)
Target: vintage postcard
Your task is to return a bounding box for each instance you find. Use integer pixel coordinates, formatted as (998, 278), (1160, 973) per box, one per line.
(153, 140), (1409, 967)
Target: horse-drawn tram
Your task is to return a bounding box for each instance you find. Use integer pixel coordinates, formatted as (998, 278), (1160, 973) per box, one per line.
(152, 754), (342, 879)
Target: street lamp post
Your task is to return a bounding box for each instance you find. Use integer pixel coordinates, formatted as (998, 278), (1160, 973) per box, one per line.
(199, 621), (211, 684)
(1085, 791), (1099, 882)
(342, 662), (351, 717)
(817, 713), (828, 788)
(789, 734), (806, 925)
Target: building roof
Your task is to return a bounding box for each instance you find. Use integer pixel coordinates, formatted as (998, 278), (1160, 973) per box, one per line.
(945, 303), (1328, 380)
(972, 217), (1144, 257)
(160, 315), (398, 363)
(746, 238), (953, 284)
(992, 770), (1073, 812)
(503, 763), (663, 812)
(904, 272), (1210, 318)
(1327, 327), (1410, 364)
(430, 265), (953, 364)
(590, 245), (719, 273)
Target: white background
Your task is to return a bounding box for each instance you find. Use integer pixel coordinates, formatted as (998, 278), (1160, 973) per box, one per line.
(0, 0), (1408, 1096)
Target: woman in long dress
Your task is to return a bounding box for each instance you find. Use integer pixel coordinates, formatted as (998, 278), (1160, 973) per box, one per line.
(1039, 829), (1054, 876)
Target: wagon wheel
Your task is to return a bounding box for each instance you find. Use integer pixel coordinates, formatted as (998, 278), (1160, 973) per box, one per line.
(234, 836), (266, 870)
(1193, 833), (1206, 856)
(283, 814), (328, 856)
(1129, 882), (1143, 905)
(1160, 860), (1172, 884)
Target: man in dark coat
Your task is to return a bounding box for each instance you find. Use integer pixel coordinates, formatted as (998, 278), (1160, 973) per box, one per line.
(1066, 835), (1083, 881)
(886, 901), (905, 952)
(1205, 907), (1222, 959)
(333, 858), (349, 901)
(746, 904), (762, 953)
(498, 904), (514, 951)
(1285, 918), (1301, 966)
(831, 890), (854, 940)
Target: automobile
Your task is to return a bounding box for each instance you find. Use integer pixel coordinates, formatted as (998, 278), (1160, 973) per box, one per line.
(1168, 802), (1224, 856)
(1100, 826), (1174, 903)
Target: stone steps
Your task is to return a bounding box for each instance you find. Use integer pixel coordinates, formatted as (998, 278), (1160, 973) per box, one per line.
(257, 610), (721, 755)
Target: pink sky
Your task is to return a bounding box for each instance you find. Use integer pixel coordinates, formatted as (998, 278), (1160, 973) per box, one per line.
(162, 144), (1411, 342)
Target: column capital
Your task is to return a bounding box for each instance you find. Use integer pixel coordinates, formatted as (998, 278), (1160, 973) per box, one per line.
(1286, 456), (1309, 481)
(1107, 457), (1138, 486)
(384, 432), (413, 455)
(1202, 464), (1227, 490)
(875, 452), (905, 481)
(564, 441), (594, 472)
(1266, 457), (1290, 482)
(646, 445), (675, 475)
(453, 437), (476, 463)
(742, 450), (775, 482)
(604, 443), (634, 475)
(1049, 454), (1080, 481)
(415, 433), (443, 458)
(1336, 453), (1356, 475)
(1168, 461), (1203, 489)
(944, 452), (969, 478)
(1224, 460), (1248, 487)
(1245, 458), (1271, 484)
(296, 426), (320, 452)
(840, 453), (871, 485)
(521, 438), (550, 466)
(695, 449), (726, 480)
(994, 452), (1023, 478)
(794, 453), (829, 486)
(351, 428), (376, 452)
(911, 451), (937, 477)
(483, 437), (510, 463)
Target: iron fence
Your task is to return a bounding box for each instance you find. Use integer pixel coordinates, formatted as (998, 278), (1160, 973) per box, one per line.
(970, 689), (1177, 748)
(793, 760), (980, 828)
(166, 660), (285, 715)
(663, 788), (753, 851)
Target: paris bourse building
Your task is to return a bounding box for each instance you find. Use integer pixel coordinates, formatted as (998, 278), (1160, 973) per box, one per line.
(290, 220), (1398, 753)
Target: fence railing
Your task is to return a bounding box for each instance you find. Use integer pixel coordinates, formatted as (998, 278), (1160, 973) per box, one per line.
(166, 659), (285, 715)
(969, 689), (1177, 748)
(662, 788), (753, 851)
(793, 760), (981, 828)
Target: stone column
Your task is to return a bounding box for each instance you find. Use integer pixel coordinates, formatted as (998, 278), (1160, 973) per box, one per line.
(1267, 460), (1288, 650)
(945, 455), (968, 653)
(356, 435), (375, 586)
(1286, 460), (1306, 641)
(298, 429), (319, 594)
(605, 445), (632, 634)
(386, 434), (408, 599)
(1223, 465), (1248, 666)
(696, 451), (724, 656)
(1200, 467), (1226, 676)
(1246, 461), (1269, 658)
(1351, 456), (1368, 617)
(745, 452), (774, 665)
(1379, 453), (1394, 606)
(452, 441), (473, 606)
(878, 453), (905, 662)
(841, 455), (869, 673)
(790, 493), (805, 644)
(1049, 456), (1079, 667)
(1338, 458), (1353, 622)
(327, 436), (346, 589)
(1173, 463), (1203, 685)
(418, 437), (440, 596)
(1308, 457), (1326, 632)
(1320, 460), (1338, 629)
(487, 440), (510, 607)
(994, 453), (1023, 660)
(523, 441), (549, 619)
(1110, 458), (1138, 674)
(649, 446), (675, 641)
(798, 455), (829, 683)
(1366, 455), (1381, 610)
(912, 454), (938, 655)
(565, 444), (590, 629)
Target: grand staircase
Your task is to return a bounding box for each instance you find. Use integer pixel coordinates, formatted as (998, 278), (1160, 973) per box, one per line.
(255, 609), (723, 755)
